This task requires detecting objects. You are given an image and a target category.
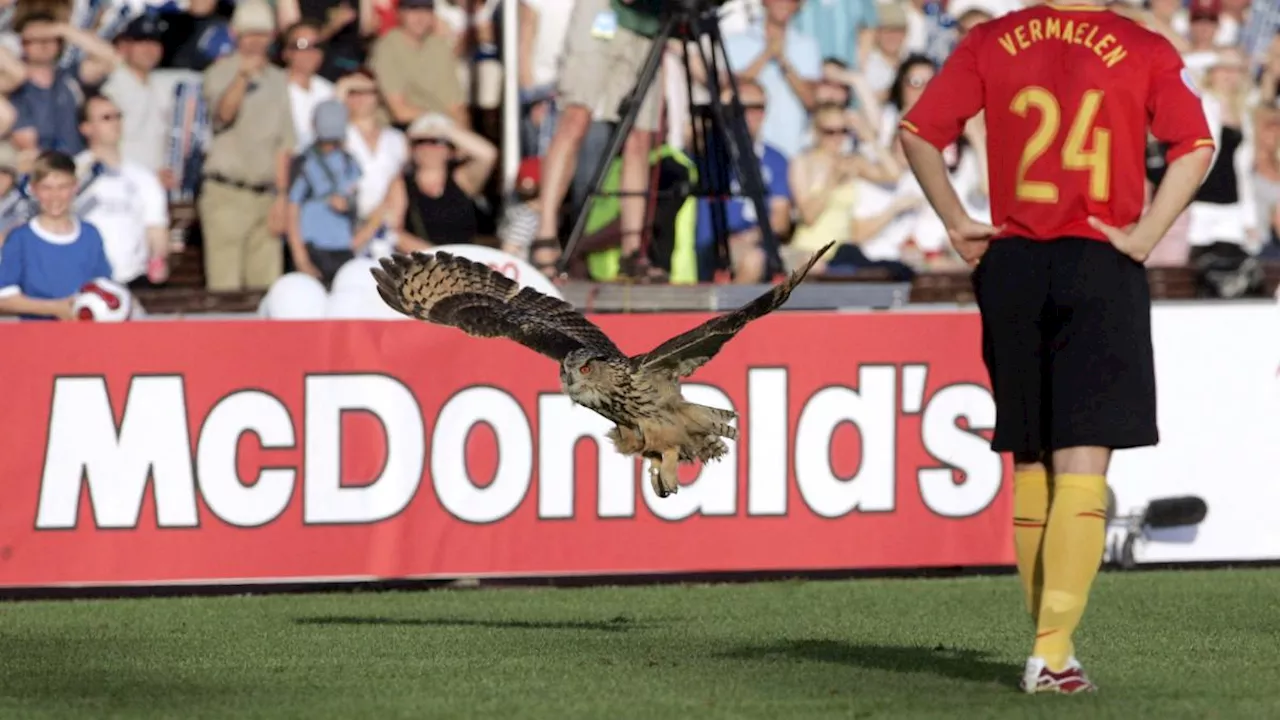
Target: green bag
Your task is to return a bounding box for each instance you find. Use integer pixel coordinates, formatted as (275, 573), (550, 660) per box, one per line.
(584, 145), (700, 284)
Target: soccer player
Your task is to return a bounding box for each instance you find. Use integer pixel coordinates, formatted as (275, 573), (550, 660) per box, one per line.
(898, 2), (1215, 694)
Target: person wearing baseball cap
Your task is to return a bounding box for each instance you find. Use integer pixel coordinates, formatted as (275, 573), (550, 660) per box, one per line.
(1186, 0), (1222, 52)
(286, 99), (372, 288)
(497, 156), (542, 260)
(101, 13), (172, 175)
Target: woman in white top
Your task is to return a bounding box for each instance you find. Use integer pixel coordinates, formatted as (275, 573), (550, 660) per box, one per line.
(855, 54), (987, 270)
(336, 68), (409, 256)
(1185, 47), (1259, 255)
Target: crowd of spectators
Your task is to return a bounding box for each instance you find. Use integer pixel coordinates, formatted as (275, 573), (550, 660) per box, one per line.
(0, 0), (1277, 318)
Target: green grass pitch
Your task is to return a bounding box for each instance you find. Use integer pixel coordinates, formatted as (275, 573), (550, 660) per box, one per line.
(2, 568), (1278, 719)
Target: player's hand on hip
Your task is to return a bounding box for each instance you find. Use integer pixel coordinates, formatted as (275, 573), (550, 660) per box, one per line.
(1087, 216), (1148, 263)
(946, 217), (1004, 266)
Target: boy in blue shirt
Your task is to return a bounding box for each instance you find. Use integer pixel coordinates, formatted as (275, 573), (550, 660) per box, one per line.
(286, 99), (374, 289)
(0, 150), (113, 320)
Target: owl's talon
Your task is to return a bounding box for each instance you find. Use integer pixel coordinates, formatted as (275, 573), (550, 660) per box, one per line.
(648, 451), (680, 498)
(648, 464), (669, 498)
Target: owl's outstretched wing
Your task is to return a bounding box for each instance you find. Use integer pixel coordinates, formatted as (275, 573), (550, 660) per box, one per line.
(630, 241), (835, 377)
(371, 251), (626, 362)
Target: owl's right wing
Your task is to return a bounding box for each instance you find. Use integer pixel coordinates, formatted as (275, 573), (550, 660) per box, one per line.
(630, 241), (834, 377)
(371, 251), (626, 363)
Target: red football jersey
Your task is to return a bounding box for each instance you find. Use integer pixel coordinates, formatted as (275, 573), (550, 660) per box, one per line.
(900, 4), (1215, 243)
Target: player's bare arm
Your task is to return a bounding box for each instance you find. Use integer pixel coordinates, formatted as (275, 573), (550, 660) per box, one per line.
(901, 131), (1003, 265)
(1089, 145), (1213, 262)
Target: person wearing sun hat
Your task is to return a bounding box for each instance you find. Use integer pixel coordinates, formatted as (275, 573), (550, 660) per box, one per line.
(198, 0), (296, 292)
(384, 111), (496, 248)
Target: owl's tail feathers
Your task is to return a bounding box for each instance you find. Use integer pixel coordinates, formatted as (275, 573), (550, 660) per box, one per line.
(682, 403), (738, 441)
(682, 436), (730, 464)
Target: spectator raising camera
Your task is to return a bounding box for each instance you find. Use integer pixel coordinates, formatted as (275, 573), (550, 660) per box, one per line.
(198, 0), (296, 292)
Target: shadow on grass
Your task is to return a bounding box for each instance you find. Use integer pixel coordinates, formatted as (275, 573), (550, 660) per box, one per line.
(0, 634), (257, 714)
(294, 614), (656, 632)
(721, 639), (1020, 689)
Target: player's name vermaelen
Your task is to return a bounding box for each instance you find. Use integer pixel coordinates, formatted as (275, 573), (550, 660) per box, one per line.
(30, 368), (1004, 530)
(997, 17), (1129, 68)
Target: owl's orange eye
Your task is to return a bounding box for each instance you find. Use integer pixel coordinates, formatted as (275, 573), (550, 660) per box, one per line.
(580, 364), (592, 374)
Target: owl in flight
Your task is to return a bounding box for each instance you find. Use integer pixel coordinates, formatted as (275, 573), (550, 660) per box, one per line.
(371, 241), (835, 498)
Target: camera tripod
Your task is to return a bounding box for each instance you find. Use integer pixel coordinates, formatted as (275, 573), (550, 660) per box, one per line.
(554, 0), (779, 280)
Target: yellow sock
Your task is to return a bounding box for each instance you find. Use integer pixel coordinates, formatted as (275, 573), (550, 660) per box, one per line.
(1012, 467), (1050, 624)
(1033, 473), (1108, 671)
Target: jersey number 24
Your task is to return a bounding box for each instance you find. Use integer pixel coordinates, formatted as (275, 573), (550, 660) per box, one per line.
(1010, 86), (1111, 204)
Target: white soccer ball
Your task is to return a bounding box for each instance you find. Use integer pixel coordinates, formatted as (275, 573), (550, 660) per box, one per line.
(72, 277), (134, 322)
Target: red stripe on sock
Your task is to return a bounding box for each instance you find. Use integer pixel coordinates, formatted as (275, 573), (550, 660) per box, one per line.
(1013, 521), (1046, 528)
(1076, 511), (1107, 520)
(1036, 629), (1058, 639)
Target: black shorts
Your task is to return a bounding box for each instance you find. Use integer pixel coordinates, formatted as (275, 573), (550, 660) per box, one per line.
(971, 237), (1158, 457)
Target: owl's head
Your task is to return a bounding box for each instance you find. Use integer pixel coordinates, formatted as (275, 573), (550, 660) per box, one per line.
(560, 348), (610, 389)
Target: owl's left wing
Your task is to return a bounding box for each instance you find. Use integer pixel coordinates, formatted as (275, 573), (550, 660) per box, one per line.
(372, 251), (626, 362)
(630, 241), (834, 377)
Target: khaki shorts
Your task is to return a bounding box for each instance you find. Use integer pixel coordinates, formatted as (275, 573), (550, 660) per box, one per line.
(557, 0), (662, 132)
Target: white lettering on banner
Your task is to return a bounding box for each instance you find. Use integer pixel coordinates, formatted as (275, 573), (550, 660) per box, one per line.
(917, 383), (1001, 518)
(197, 390), (296, 527)
(36, 376), (198, 529)
(433, 387), (533, 523)
(531, 366), (998, 521)
(537, 395), (636, 519)
(747, 368), (789, 516)
(303, 374), (424, 525)
(795, 366), (898, 517)
(536, 385), (740, 520)
(34, 364), (1003, 530)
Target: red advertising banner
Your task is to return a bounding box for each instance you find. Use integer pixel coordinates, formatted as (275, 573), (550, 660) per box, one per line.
(0, 312), (1014, 589)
